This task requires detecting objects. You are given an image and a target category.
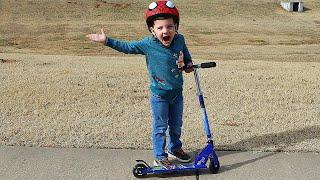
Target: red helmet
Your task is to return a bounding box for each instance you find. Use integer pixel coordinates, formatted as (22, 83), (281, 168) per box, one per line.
(145, 0), (180, 31)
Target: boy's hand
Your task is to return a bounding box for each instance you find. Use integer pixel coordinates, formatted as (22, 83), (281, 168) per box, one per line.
(184, 62), (194, 73)
(176, 51), (185, 69)
(86, 28), (107, 43)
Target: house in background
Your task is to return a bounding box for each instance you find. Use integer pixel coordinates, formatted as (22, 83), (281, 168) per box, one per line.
(280, 0), (304, 12)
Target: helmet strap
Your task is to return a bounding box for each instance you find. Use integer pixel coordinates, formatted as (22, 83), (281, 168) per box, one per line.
(175, 24), (178, 34)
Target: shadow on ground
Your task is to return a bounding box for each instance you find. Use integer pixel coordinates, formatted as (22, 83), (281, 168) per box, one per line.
(219, 125), (320, 152)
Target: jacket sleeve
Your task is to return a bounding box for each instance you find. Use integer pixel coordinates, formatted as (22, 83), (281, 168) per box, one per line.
(105, 37), (146, 55)
(181, 37), (192, 64)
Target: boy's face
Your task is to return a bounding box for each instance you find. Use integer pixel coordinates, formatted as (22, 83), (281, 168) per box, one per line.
(150, 18), (176, 47)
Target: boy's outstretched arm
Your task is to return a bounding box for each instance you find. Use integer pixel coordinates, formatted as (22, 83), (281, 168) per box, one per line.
(86, 28), (146, 55)
(86, 28), (107, 43)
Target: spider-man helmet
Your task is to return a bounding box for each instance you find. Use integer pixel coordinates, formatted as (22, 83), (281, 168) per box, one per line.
(145, 0), (180, 31)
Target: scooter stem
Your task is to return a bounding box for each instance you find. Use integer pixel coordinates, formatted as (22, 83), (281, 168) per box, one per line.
(193, 68), (212, 140)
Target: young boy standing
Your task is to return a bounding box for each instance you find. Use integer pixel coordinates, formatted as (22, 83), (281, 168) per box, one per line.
(87, 0), (193, 169)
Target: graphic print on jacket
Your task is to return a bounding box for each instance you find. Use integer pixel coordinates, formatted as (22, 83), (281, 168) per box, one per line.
(148, 45), (183, 91)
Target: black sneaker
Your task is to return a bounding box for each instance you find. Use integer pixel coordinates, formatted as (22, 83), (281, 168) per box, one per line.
(153, 158), (175, 170)
(168, 149), (192, 163)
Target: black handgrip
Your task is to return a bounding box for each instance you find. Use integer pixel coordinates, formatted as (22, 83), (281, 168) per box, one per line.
(200, 62), (216, 68)
(192, 62), (216, 69)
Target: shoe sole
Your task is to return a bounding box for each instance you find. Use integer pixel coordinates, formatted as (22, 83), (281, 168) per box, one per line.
(153, 160), (161, 166)
(168, 153), (192, 163)
(153, 160), (174, 170)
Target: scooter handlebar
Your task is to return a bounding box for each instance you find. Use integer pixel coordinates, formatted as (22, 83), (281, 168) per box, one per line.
(193, 62), (216, 69)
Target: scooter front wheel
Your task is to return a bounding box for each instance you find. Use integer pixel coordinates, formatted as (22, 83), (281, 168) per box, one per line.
(133, 163), (147, 178)
(209, 158), (220, 174)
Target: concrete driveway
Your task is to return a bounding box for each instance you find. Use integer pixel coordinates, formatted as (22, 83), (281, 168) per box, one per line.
(1, 145), (320, 180)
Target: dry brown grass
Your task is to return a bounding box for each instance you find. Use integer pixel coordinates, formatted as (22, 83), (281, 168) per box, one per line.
(1, 0), (320, 59)
(0, 0), (320, 152)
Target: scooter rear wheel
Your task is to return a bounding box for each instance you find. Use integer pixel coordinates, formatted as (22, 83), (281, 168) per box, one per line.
(133, 163), (147, 178)
(209, 159), (220, 174)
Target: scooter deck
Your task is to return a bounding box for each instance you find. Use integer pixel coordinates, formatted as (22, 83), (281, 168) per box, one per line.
(145, 163), (208, 174)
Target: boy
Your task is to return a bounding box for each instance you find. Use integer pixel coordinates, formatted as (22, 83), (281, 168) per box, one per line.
(86, 0), (193, 169)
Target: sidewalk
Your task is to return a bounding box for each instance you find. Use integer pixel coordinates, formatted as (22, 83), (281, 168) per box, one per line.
(1, 145), (320, 180)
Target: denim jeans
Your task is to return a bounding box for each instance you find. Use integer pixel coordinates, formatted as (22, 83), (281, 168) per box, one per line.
(150, 93), (183, 160)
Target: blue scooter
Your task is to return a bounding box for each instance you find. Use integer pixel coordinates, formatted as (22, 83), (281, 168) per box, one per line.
(133, 62), (220, 178)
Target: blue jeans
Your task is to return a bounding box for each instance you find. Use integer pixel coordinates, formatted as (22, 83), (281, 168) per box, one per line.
(150, 93), (183, 160)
